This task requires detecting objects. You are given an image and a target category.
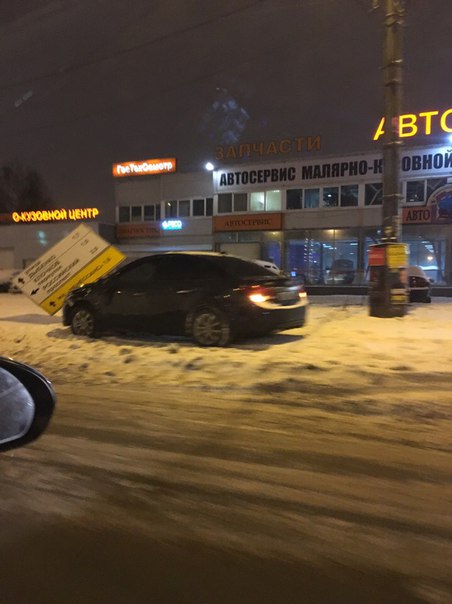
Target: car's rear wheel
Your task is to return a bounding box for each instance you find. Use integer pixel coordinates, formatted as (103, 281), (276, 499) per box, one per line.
(191, 306), (231, 347)
(71, 306), (98, 338)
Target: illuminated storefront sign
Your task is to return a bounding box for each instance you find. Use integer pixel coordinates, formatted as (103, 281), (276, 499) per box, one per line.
(214, 213), (282, 232)
(12, 208), (100, 223)
(373, 108), (452, 140)
(161, 219), (183, 231)
(112, 158), (176, 178)
(215, 136), (321, 162)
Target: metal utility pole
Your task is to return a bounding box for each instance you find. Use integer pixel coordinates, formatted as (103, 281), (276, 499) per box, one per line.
(382, 0), (405, 242)
(368, 0), (408, 317)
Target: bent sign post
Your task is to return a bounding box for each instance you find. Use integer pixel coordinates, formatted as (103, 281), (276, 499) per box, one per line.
(12, 224), (125, 314)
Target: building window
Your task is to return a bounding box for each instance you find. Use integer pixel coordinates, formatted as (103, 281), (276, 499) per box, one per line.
(131, 206), (142, 222)
(323, 187), (339, 208)
(266, 190), (281, 211)
(118, 206), (130, 222)
(143, 204), (160, 221)
(233, 193), (247, 212)
(250, 190), (281, 212)
(401, 236), (446, 284)
(193, 199), (204, 216)
(287, 189), (303, 210)
(192, 198), (214, 217)
(406, 180), (425, 204)
(340, 184), (358, 207)
(427, 178), (447, 202)
(178, 200), (190, 217)
(218, 193), (233, 213)
(365, 183), (383, 206)
(143, 205), (155, 221)
(286, 229), (358, 285)
(250, 192), (265, 212)
(304, 189), (320, 209)
(166, 201), (177, 218)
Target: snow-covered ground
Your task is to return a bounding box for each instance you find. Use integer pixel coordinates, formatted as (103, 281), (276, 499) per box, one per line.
(1, 293), (452, 401)
(2, 292), (452, 453)
(1, 294), (452, 602)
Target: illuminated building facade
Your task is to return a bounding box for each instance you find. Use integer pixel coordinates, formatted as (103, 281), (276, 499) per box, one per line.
(114, 145), (452, 285)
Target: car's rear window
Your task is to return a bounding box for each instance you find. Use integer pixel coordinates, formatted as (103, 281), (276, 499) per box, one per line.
(210, 256), (276, 278)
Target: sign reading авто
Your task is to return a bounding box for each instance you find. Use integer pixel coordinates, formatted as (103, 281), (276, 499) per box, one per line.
(12, 224), (125, 315)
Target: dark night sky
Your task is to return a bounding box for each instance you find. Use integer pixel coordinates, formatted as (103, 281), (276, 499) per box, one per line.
(0, 0), (451, 221)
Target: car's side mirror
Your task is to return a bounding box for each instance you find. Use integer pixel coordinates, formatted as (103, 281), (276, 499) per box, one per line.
(0, 357), (55, 452)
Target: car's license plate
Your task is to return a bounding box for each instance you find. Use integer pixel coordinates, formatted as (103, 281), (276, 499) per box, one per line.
(277, 291), (295, 302)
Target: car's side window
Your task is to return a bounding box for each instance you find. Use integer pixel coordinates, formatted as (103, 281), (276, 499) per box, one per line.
(113, 261), (157, 288)
(194, 258), (223, 281)
(153, 256), (222, 283)
(153, 256), (199, 282)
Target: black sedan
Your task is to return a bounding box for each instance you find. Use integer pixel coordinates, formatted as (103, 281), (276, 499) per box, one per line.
(63, 252), (308, 346)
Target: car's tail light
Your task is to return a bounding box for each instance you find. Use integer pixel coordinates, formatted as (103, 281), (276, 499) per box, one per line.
(246, 286), (272, 304)
(249, 292), (270, 303)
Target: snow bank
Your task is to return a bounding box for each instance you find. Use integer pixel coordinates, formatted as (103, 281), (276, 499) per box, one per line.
(1, 294), (451, 406)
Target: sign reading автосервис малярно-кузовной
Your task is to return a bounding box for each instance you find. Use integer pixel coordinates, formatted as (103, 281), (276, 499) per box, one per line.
(213, 147), (452, 192)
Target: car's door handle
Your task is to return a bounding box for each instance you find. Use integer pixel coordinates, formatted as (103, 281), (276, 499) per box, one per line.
(176, 289), (195, 294)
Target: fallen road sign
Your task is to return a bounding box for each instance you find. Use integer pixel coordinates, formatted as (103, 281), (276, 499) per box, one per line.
(12, 224), (126, 314)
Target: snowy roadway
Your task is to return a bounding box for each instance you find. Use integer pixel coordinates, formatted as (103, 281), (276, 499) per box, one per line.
(0, 294), (451, 603)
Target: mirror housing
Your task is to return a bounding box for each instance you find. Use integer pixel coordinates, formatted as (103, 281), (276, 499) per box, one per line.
(0, 357), (56, 452)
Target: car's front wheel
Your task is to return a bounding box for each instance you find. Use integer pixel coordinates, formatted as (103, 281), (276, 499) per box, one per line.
(71, 306), (98, 338)
(191, 306), (231, 347)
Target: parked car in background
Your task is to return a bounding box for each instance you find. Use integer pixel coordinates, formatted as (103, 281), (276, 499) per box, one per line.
(288, 267), (324, 285)
(63, 252), (308, 346)
(407, 266), (432, 303)
(325, 259), (355, 285)
(251, 259), (281, 275)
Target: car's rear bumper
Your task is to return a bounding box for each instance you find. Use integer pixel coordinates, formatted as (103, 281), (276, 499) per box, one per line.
(409, 287), (431, 302)
(233, 303), (307, 335)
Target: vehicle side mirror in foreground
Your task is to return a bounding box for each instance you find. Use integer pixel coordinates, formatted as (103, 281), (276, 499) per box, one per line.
(0, 357), (55, 452)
